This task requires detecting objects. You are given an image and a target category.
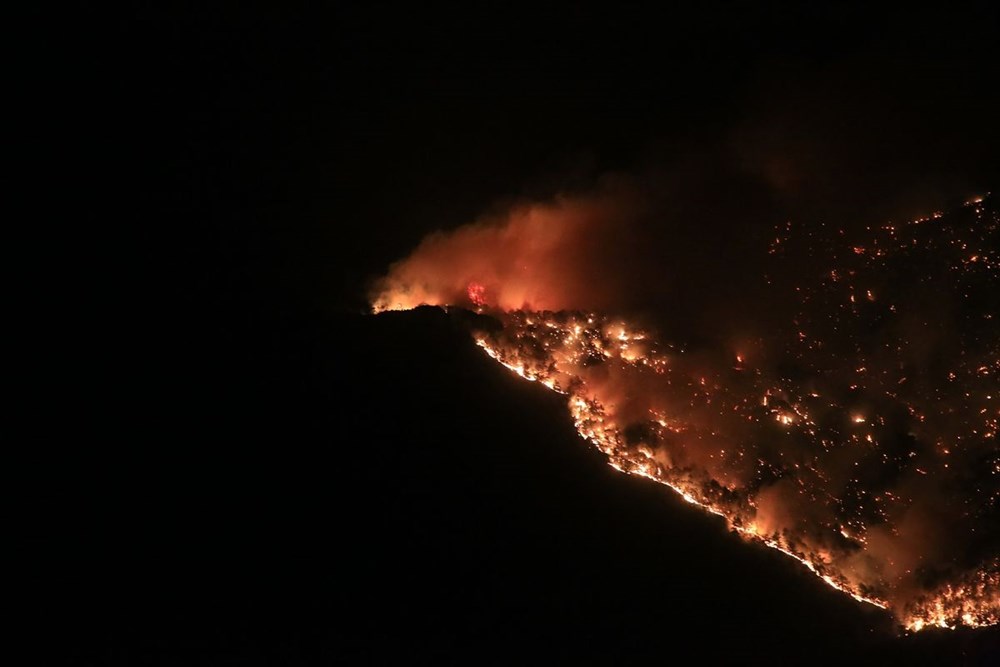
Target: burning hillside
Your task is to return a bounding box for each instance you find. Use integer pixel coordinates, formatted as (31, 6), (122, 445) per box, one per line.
(372, 192), (999, 631)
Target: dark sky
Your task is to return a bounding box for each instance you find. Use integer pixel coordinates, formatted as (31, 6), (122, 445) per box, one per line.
(116, 2), (999, 313)
(29, 2), (1000, 663)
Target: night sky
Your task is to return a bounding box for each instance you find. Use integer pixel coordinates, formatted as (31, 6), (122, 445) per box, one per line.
(29, 2), (1000, 663)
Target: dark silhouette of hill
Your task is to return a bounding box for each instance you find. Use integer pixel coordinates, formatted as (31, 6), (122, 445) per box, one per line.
(37, 305), (998, 664)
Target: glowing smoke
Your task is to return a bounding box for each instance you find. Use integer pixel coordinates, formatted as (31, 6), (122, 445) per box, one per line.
(371, 180), (656, 314)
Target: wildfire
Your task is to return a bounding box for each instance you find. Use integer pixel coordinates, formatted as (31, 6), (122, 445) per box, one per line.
(371, 194), (1000, 631)
(469, 309), (999, 631)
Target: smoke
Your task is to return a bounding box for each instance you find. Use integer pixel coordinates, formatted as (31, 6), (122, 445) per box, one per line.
(370, 170), (785, 340)
(371, 184), (999, 629)
(370, 177), (649, 314)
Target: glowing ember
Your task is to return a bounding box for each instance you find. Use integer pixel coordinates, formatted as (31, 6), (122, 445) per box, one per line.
(372, 194), (1000, 631)
(467, 282), (487, 308)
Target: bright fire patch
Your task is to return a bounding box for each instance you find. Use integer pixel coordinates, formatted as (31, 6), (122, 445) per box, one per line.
(467, 282), (487, 308)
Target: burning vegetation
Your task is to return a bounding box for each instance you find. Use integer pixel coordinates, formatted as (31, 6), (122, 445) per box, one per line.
(372, 192), (999, 631)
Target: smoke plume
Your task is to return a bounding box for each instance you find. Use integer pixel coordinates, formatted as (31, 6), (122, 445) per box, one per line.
(371, 179), (649, 314)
